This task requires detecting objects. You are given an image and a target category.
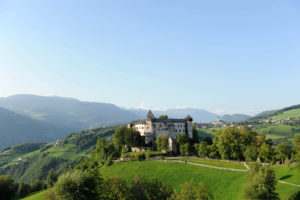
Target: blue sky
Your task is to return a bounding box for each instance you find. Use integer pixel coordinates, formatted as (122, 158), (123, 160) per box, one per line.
(0, 0), (300, 115)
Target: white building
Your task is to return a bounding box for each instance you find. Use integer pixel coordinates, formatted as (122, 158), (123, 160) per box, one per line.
(128, 110), (193, 150)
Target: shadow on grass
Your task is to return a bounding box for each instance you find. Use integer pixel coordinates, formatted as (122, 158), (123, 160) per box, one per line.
(279, 174), (292, 180)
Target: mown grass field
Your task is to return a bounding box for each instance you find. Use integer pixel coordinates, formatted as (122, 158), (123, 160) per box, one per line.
(172, 158), (247, 170)
(102, 161), (247, 200)
(101, 161), (300, 200)
(273, 164), (300, 185)
(20, 161), (300, 200)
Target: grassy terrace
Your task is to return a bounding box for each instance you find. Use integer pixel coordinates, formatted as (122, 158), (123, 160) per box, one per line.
(170, 157), (247, 170)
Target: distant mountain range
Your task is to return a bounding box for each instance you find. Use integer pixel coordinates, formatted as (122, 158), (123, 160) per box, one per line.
(128, 108), (218, 123)
(0, 94), (138, 149)
(0, 107), (67, 150)
(221, 114), (251, 123)
(0, 94), (256, 150)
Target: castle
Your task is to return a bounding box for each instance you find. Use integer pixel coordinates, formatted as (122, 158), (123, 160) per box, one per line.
(128, 110), (193, 152)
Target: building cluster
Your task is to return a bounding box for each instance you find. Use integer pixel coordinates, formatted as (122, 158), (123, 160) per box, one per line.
(128, 110), (193, 153)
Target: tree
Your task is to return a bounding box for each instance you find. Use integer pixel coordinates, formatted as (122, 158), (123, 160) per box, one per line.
(171, 181), (213, 200)
(46, 169), (58, 188)
(197, 141), (210, 158)
(31, 179), (44, 192)
(175, 133), (189, 145)
(275, 142), (291, 163)
(0, 175), (17, 200)
(294, 152), (300, 171)
(112, 126), (126, 147)
(94, 138), (117, 164)
(156, 134), (168, 152)
(243, 146), (258, 162)
(216, 127), (244, 160)
(244, 163), (279, 200)
(192, 126), (199, 144)
(17, 182), (32, 197)
(130, 175), (172, 200)
(259, 143), (274, 163)
(54, 170), (98, 200)
(100, 176), (131, 200)
(293, 136), (300, 153)
(124, 128), (143, 148)
(180, 143), (190, 156)
(159, 115), (168, 119)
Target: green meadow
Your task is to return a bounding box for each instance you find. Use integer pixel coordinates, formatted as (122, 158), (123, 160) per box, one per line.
(101, 161), (300, 200)
(173, 157), (247, 170)
(102, 161), (246, 200)
(271, 108), (300, 120)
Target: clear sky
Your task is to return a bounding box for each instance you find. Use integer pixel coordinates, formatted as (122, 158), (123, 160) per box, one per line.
(0, 0), (300, 115)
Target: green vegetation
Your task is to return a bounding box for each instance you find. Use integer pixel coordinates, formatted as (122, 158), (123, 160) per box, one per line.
(0, 127), (115, 184)
(21, 190), (51, 200)
(173, 158), (246, 170)
(170, 181), (213, 200)
(101, 161), (246, 200)
(273, 164), (300, 185)
(271, 108), (300, 120)
(244, 163), (279, 200)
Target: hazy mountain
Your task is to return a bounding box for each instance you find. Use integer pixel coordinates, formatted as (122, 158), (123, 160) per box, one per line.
(0, 94), (139, 138)
(128, 108), (218, 123)
(0, 107), (68, 150)
(222, 114), (251, 122)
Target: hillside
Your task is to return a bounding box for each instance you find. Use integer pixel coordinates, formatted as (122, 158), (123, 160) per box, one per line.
(0, 107), (68, 150)
(222, 114), (251, 122)
(252, 104), (300, 120)
(0, 94), (138, 132)
(0, 127), (115, 183)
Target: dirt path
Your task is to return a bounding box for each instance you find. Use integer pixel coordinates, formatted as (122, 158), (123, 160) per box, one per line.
(154, 159), (248, 172)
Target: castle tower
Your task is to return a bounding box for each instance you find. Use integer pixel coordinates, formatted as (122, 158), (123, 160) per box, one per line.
(147, 110), (155, 120)
(184, 115), (193, 138)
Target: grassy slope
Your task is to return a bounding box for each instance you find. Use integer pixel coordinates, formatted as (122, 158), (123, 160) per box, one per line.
(271, 108), (300, 120)
(102, 161), (246, 200)
(101, 161), (300, 200)
(20, 190), (50, 200)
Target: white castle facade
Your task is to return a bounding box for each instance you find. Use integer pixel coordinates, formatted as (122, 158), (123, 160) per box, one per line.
(128, 110), (193, 152)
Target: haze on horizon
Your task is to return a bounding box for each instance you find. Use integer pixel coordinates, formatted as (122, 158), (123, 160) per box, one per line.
(1, 0), (300, 115)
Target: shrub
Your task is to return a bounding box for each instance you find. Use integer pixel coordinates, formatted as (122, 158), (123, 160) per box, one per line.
(54, 170), (98, 200)
(0, 175), (17, 200)
(137, 153), (146, 161)
(100, 177), (131, 200)
(244, 163), (279, 200)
